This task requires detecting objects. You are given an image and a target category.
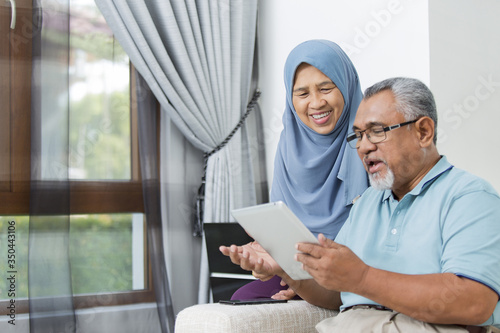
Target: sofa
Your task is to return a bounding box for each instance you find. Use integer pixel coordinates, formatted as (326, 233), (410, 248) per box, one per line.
(174, 300), (500, 333)
(174, 300), (338, 333)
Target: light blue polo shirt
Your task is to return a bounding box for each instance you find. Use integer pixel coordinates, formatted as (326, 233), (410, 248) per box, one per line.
(335, 156), (500, 325)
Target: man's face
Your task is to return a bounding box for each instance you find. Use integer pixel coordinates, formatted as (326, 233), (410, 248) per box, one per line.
(353, 90), (423, 198)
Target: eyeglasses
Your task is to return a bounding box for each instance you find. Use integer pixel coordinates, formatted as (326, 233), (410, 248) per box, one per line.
(346, 119), (419, 149)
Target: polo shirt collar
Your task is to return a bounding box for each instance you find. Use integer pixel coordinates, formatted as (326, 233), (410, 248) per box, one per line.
(382, 189), (392, 202)
(382, 155), (453, 202)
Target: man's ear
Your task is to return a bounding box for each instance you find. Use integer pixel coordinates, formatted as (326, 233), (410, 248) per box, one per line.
(415, 117), (435, 148)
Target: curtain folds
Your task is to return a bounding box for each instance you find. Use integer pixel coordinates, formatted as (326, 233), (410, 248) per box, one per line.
(95, 0), (260, 223)
(95, 0), (262, 305)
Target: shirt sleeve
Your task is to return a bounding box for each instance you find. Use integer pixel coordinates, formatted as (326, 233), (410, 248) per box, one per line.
(441, 189), (500, 295)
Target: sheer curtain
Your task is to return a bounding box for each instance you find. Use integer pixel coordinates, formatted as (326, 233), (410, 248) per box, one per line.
(135, 72), (176, 332)
(95, 0), (263, 304)
(30, 0), (75, 332)
(29, 1), (175, 332)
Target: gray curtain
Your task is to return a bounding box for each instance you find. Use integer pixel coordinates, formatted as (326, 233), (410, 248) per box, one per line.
(95, 0), (262, 304)
(95, 0), (259, 220)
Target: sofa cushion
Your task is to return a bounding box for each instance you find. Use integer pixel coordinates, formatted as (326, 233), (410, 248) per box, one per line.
(174, 300), (338, 333)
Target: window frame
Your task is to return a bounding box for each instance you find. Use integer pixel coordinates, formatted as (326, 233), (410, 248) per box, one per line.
(0, 0), (156, 315)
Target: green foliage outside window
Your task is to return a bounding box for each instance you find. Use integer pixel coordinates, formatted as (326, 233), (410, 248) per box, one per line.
(0, 214), (137, 299)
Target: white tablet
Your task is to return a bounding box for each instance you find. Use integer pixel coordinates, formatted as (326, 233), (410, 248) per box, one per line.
(230, 201), (319, 280)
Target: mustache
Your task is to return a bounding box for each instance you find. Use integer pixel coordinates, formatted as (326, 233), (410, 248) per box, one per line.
(363, 156), (388, 168)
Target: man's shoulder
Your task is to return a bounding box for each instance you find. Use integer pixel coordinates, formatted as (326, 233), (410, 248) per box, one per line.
(353, 165), (499, 206)
(436, 166), (499, 198)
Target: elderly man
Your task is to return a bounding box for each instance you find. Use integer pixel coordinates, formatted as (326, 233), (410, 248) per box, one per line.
(221, 77), (500, 332)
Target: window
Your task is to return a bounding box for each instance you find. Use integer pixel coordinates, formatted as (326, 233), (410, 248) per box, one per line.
(0, 0), (154, 314)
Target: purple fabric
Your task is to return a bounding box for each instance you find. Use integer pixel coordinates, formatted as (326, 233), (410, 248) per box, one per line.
(230, 275), (301, 300)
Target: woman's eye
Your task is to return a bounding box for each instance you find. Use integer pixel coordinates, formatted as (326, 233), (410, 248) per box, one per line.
(321, 85), (336, 93)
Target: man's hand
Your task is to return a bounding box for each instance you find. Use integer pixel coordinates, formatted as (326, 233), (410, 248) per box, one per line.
(220, 241), (282, 281)
(295, 233), (369, 293)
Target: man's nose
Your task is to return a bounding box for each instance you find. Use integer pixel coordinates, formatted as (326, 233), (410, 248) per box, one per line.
(357, 133), (377, 153)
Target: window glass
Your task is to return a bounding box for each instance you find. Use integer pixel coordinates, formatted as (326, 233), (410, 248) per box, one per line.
(69, 213), (146, 293)
(0, 216), (29, 299)
(0, 0), (148, 309)
(69, 0), (131, 180)
(0, 213), (146, 299)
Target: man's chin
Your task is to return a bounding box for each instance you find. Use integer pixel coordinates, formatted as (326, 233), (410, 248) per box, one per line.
(369, 171), (394, 191)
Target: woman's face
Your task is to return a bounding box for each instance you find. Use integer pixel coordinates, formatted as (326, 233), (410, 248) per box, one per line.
(292, 63), (345, 134)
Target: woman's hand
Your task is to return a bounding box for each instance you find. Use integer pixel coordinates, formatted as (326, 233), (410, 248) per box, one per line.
(272, 287), (297, 300)
(220, 241), (282, 280)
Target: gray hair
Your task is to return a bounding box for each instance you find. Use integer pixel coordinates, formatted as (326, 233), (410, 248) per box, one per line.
(364, 77), (438, 144)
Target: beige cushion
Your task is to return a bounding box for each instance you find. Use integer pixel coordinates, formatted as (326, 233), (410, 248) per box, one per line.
(174, 300), (338, 333)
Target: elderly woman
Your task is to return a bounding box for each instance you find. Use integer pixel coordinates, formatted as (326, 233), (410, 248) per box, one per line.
(227, 39), (368, 300)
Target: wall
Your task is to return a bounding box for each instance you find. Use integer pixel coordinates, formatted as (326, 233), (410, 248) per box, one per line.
(429, 0), (500, 191)
(258, 0), (500, 192)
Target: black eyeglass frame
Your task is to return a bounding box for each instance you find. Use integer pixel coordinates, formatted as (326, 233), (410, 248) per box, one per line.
(346, 119), (419, 149)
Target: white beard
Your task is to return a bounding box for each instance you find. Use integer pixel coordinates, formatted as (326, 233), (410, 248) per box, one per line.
(369, 166), (395, 191)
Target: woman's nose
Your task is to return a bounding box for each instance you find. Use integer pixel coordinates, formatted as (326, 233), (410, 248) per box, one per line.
(310, 92), (326, 109)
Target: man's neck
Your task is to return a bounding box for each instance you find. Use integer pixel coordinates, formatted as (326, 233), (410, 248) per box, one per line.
(391, 153), (441, 201)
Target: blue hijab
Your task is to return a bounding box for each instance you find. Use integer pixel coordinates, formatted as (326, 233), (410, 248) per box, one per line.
(270, 40), (368, 239)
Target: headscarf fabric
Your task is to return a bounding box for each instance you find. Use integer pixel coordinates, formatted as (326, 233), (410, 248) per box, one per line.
(270, 40), (368, 239)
